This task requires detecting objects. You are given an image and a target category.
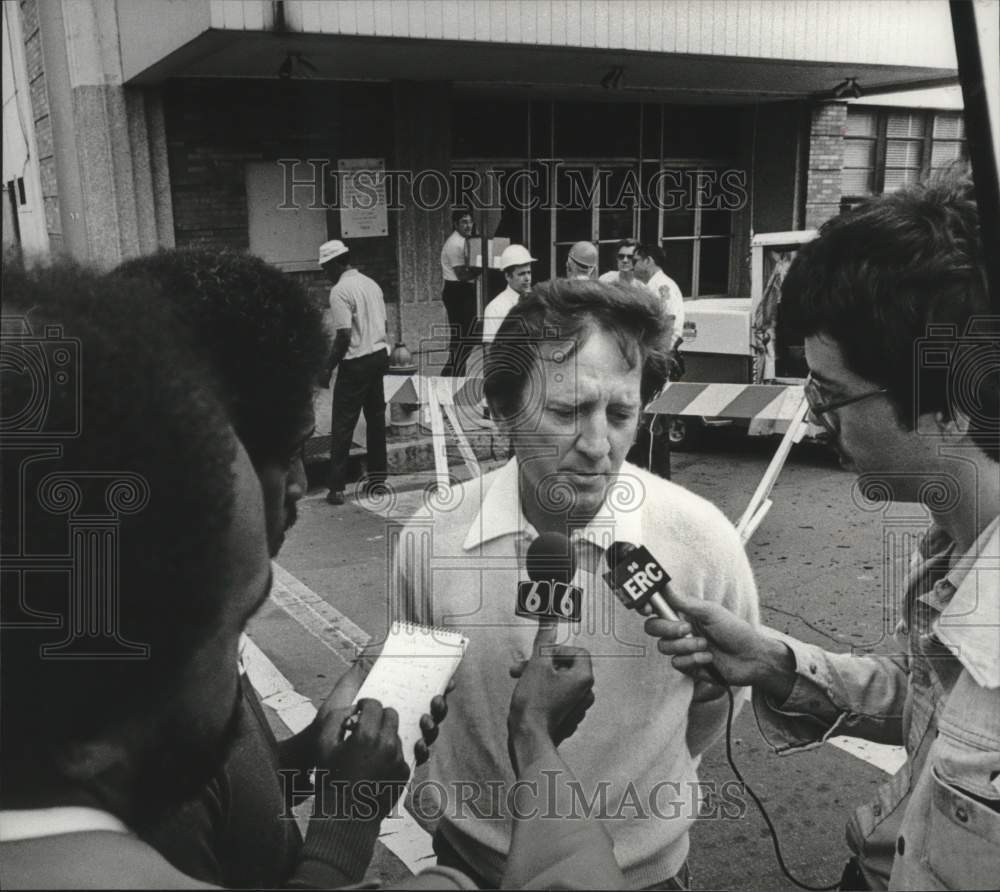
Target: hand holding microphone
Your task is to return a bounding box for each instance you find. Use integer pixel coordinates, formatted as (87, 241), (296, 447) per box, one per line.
(644, 586), (795, 702)
(604, 542), (794, 698)
(508, 532), (594, 769)
(604, 541), (732, 689)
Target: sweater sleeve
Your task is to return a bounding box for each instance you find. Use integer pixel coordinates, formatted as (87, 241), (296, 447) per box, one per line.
(285, 813), (381, 889)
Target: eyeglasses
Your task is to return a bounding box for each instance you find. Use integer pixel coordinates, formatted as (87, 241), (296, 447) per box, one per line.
(617, 252), (635, 261)
(804, 374), (887, 436)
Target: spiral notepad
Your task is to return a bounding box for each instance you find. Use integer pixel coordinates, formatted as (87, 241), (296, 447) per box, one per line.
(352, 621), (468, 771)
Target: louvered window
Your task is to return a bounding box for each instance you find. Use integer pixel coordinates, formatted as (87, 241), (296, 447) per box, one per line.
(841, 109), (968, 212)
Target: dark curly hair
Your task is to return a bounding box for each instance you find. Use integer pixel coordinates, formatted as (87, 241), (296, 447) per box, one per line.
(780, 166), (997, 461)
(1, 260), (239, 784)
(114, 249), (329, 465)
(484, 278), (669, 422)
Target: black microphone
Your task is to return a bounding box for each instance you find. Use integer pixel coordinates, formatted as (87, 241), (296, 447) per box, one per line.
(517, 532), (583, 622)
(604, 541), (727, 686)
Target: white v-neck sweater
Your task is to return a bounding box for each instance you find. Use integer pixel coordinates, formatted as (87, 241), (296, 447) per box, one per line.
(395, 460), (759, 888)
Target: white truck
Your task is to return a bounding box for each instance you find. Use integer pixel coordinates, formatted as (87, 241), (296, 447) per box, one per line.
(662, 230), (819, 449)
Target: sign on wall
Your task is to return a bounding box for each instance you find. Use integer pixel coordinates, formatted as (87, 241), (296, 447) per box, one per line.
(338, 158), (388, 238)
(246, 161), (329, 272)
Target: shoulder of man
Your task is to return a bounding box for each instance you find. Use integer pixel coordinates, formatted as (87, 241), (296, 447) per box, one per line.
(354, 270), (384, 295)
(621, 462), (746, 560)
(624, 464), (756, 615)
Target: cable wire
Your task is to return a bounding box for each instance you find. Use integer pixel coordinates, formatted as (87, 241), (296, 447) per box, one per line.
(720, 684), (840, 891)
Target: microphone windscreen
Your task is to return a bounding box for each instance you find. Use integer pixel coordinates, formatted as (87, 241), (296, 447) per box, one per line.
(605, 541), (636, 572)
(526, 531), (577, 585)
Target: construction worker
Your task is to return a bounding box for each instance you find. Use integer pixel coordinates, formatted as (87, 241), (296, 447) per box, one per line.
(482, 244), (537, 346)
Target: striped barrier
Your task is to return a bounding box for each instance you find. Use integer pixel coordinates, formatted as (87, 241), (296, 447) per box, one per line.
(381, 377), (822, 438)
(384, 375), (483, 407)
(647, 381), (824, 438)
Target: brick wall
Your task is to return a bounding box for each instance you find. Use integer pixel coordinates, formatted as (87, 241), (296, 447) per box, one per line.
(164, 79), (399, 304)
(804, 102), (847, 230)
(20, 0), (59, 247)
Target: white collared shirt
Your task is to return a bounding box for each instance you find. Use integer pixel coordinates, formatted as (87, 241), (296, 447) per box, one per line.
(645, 269), (685, 341)
(481, 287), (521, 346)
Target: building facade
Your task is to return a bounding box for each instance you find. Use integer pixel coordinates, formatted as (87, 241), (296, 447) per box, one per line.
(3, 0), (964, 363)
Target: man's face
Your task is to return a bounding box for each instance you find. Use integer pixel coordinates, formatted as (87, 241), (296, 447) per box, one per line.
(632, 253), (652, 283)
(456, 215), (474, 238)
(617, 246), (636, 278)
(257, 408), (315, 557)
(512, 327), (643, 525)
(804, 334), (934, 501)
(506, 263), (533, 295)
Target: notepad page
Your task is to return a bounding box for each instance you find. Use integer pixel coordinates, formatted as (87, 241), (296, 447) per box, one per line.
(353, 621), (468, 771)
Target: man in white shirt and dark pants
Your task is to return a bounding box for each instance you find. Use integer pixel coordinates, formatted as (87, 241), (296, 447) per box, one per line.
(633, 243), (685, 353)
(319, 239), (389, 505)
(440, 208), (478, 376)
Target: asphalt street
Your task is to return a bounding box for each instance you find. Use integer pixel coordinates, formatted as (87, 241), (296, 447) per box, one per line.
(250, 429), (920, 890)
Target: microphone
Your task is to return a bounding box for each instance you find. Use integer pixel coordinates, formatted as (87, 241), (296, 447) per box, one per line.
(604, 541), (727, 686)
(516, 532), (583, 622)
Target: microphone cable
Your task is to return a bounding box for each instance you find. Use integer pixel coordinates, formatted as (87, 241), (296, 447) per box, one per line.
(717, 683), (840, 891)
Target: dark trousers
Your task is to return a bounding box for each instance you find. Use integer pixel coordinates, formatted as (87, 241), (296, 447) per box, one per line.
(627, 413), (672, 479)
(329, 350), (388, 493)
(441, 281), (478, 377)
(628, 346), (684, 480)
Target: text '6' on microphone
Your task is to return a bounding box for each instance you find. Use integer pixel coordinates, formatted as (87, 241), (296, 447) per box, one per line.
(517, 532), (583, 623)
(604, 541), (728, 687)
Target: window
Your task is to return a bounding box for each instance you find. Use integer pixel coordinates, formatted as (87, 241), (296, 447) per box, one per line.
(931, 112), (967, 172)
(841, 108), (968, 210)
(842, 110), (877, 195)
(654, 167), (733, 297)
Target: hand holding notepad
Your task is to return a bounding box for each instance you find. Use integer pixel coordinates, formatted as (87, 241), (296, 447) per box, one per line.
(349, 621), (468, 772)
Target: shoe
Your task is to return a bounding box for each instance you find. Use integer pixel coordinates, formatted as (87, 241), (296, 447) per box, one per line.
(326, 490), (345, 506)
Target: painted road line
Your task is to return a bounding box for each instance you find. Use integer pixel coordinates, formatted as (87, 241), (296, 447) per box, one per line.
(270, 562), (371, 664)
(827, 736), (907, 775)
(240, 635), (315, 734)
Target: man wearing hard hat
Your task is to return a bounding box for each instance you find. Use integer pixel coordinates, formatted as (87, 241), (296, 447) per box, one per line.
(565, 240), (598, 280)
(481, 244), (536, 346)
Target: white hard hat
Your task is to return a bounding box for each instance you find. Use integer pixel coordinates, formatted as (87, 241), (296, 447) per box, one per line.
(318, 239), (349, 266)
(499, 244), (536, 270)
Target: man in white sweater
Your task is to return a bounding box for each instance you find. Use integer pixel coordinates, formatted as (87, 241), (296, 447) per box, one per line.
(394, 278), (759, 888)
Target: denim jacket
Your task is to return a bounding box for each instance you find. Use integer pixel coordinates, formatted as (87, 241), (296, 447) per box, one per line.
(753, 516), (1000, 890)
